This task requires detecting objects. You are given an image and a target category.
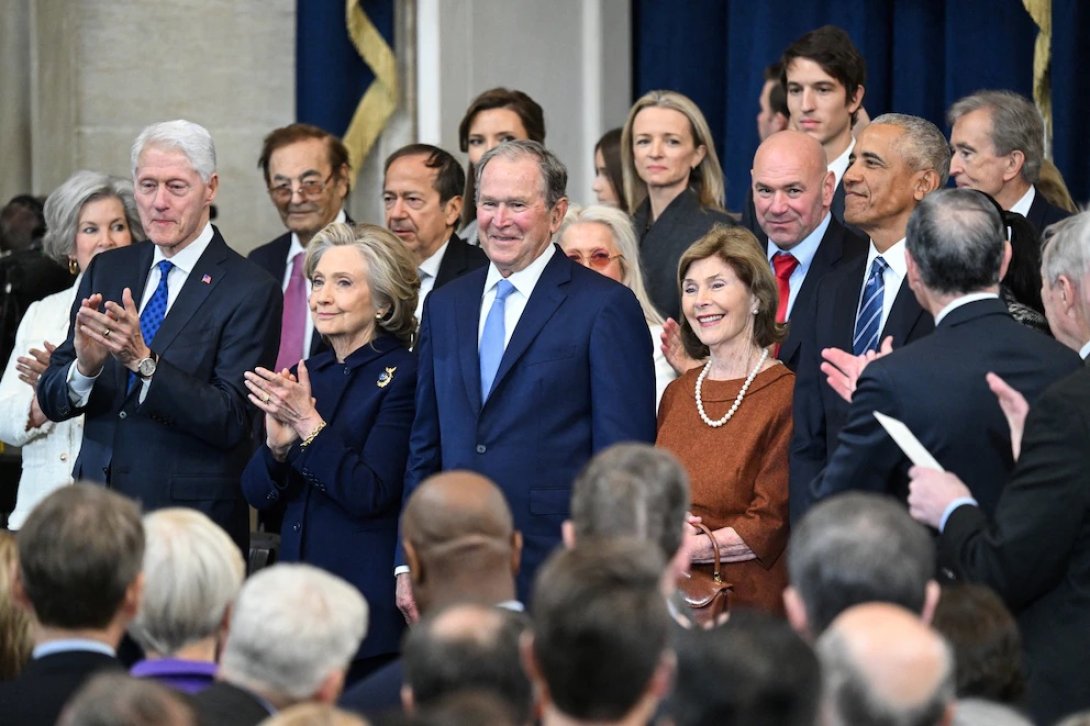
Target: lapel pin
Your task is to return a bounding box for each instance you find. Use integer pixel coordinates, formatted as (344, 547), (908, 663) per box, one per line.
(377, 366), (396, 388)
(201, 274), (212, 284)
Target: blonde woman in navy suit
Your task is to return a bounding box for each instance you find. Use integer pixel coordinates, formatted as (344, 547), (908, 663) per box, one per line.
(242, 222), (418, 682)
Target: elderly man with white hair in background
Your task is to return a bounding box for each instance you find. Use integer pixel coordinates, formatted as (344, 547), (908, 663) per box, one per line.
(193, 563), (368, 725)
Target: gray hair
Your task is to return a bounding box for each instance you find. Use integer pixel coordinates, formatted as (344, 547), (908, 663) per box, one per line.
(475, 139), (568, 210)
(131, 120), (217, 182)
(219, 564), (367, 702)
(871, 113), (952, 186)
(906, 189), (1006, 295)
(58, 673), (196, 726)
(818, 623), (955, 726)
(306, 222), (420, 349)
(948, 91), (1044, 184)
(129, 508), (244, 657)
(1041, 211), (1090, 290)
(558, 205), (664, 326)
(789, 493), (935, 635)
(42, 170), (144, 264)
(570, 443), (689, 562)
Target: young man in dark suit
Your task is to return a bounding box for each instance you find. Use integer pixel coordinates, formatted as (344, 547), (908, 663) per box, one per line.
(38, 120), (281, 551)
(0, 485), (144, 724)
(382, 143), (487, 323)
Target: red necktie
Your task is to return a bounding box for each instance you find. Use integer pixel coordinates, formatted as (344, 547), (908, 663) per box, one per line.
(275, 251), (307, 371)
(772, 252), (798, 359)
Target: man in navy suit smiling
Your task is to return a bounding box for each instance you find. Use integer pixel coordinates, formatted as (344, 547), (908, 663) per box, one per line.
(396, 140), (656, 619)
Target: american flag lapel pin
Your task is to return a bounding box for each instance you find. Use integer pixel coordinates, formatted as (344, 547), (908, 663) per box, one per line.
(201, 274), (212, 284)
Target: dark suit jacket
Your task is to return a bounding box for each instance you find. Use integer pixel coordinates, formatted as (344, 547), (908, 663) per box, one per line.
(339, 657), (403, 717)
(1024, 189), (1072, 236)
(812, 298), (1080, 513)
(432, 233), (488, 289)
(788, 252), (934, 523)
(192, 680), (273, 726)
(402, 248), (657, 597)
(0, 650), (122, 724)
(242, 335), (415, 659)
(38, 230), (282, 550)
(773, 217), (867, 371)
(941, 363), (1090, 724)
(633, 187), (735, 321)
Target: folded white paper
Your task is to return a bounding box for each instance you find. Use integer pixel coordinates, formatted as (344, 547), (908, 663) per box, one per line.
(873, 411), (945, 471)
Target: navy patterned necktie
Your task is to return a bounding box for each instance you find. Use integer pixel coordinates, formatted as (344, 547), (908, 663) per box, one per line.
(853, 256), (888, 355)
(141, 260), (175, 346)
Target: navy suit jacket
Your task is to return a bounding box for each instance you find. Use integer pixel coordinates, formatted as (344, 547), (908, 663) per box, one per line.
(788, 251), (934, 523)
(0, 650), (122, 724)
(242, 335), (415, 659)
(812, 298), (1080, 513)
(1025, 190), (1072, 236)
(433, 233), (488, 289)
(38, 230), (282, 550)
(940, 363), (1090, 724)
(773, 217), (867, 371)
(402, 247), (657, 596)
(193, 681), (272, 726)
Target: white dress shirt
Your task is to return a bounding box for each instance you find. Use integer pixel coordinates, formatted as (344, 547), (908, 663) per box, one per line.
(767, 212), (832, 319)
(828, 137), (856, 189)
(860, 238), (908, 335)
(1009, 185), (1036, 218)
(933, 292), (1000, 326)
(477, 244), (556, 347)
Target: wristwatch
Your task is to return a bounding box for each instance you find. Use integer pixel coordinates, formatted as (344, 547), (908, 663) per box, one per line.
(136, 354), (157, 380)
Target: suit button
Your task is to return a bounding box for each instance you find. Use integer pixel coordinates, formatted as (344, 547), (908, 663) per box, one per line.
(344, 367), (350, 376)
(119, 411), (127, 419)
(59, 453), (68, 462)
(266, 491), (278, 502)
(292, 523), (300, 532)
(475, 444), (486, 454)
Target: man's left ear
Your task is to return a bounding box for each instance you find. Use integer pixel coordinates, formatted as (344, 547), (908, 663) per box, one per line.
(1003, 151), (1026, 183)
(205, 173), (220, 205)
(443, 195), (464, 228)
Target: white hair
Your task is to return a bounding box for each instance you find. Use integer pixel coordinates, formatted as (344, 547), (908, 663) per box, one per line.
(129, 508), (244, 656)
(131, 119), (217, 182)
(219, 564), (368, 702)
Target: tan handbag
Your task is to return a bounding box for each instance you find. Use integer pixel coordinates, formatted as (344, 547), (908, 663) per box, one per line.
(677, 522), (732, 627)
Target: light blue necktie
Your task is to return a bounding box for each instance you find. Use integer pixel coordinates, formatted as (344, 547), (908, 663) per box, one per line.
(479, 279), (516, 400)
(129, 260), (173, 391)
(853, 256), (888, 355)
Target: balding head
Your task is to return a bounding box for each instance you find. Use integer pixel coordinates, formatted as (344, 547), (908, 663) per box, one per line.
(818, 603), (955, 726)
(752, 130), (835, 249)
(402, 471), (521, 612)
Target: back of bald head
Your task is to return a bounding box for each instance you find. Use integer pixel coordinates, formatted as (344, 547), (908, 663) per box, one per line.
(818, 603), (954, 726)
(753, 129), (828, 181)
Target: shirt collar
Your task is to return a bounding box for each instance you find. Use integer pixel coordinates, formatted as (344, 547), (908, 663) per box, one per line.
(153, 222), (214, 274)
(828, 137), (856, 187)
(866, 237), (907, 279)
(767, 212), (831, 272)
(1079, 340), (1090, 361)
(289, 208), (347, 257)
(34, 638), (115, 659)
(483, 243), (556, 299)
(419, 236), (452, 279)
(933, 292), (1000, 326)
(1009, 185), (1036, 218)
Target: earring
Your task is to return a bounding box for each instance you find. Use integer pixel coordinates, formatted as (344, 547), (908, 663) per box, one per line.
(752, 308), (758, 315)
(68, 258), (79, 275)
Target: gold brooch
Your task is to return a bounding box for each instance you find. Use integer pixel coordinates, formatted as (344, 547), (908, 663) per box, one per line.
(377, 366), (396, 388)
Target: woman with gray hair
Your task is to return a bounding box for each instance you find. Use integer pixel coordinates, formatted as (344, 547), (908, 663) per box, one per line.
(0, 170), (141, 527)
(559, 204), (676, 407)
(129, 508), (245, 694)
(242, 222), (418, 682)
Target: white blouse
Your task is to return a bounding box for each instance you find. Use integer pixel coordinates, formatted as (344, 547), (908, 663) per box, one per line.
(0, 283), (82, 528)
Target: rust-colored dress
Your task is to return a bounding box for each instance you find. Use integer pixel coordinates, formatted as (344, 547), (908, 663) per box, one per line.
(657, 363), (793, 614)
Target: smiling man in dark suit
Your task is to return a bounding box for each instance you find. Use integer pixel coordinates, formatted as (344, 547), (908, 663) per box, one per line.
(383, 143), (487, 322)
(752, 130), (866, 371)
(38, 120), (281, 551)
(249, 123), (351, 366)
(396, 140), (656, 618)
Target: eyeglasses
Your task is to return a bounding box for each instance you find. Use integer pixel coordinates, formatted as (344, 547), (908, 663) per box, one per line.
(267, 173), (337, 203)
(566, 250), (623, 270)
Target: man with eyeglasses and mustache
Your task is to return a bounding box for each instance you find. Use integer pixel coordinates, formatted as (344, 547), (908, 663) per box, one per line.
(250, 123), (353, 368)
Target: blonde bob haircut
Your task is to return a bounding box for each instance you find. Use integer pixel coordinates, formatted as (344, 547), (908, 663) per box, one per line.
(677, 225), (785, 358)
(621, 90), (726, 214)
(305, 222), (420, 349)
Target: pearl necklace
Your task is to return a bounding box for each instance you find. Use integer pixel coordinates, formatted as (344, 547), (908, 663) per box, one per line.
(695, 348), (769, 428)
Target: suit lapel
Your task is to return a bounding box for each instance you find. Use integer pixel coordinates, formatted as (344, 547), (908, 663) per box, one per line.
(830, 255), (867, 350)
(779, 220), (847, 363)
(881, 276), (927, 346)
(149, 233), (228, 354)
(485, 251), (570, 407)
(455, 274), (486, 414)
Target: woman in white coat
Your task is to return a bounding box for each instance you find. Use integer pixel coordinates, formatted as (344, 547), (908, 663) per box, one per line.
(0, 171), (141, 527)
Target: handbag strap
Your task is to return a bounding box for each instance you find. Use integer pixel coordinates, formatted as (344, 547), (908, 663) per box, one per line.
(694, 522), (722, 582)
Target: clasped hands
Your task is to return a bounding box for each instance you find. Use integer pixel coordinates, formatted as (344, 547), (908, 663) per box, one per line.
(684, 512), (756, 564)
(73, 289), (151, 376)
(16, 340), (55, 430)
(244, 360), (324, 462)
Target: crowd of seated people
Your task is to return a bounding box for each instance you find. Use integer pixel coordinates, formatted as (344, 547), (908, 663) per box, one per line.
(2, 20), (1089, 726)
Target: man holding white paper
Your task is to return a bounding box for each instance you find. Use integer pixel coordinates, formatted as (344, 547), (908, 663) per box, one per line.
(811, 189), (1079, 514)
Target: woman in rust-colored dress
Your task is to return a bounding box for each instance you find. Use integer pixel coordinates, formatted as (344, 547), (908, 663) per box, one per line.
(657, 225), (792, 614)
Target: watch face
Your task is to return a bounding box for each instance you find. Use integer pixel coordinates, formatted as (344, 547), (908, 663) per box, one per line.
(138, 358), (156, 378)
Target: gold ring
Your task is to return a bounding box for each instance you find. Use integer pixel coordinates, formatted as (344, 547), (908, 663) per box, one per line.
(263, 394), (270, 404)
(102, 328), (111, 338)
